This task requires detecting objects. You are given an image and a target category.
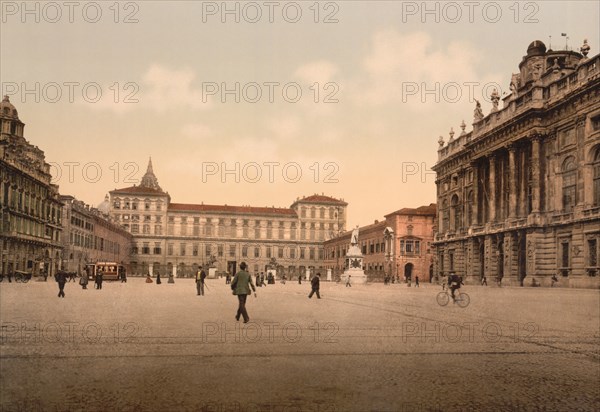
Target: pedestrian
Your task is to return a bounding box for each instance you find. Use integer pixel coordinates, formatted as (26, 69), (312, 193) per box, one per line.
(308, 272), (321, 299)
(255, 273), (261, 287)
(120, 268), (127, 283)
(146, 274), (153, 283)
(260, 272), (266, 287)
(196, 267), (206, 296)
(231, 262), (256, 323)
(415, 276), (420, 287)
(6, 270), (12, 283)
(346, 274), (352, 287)
(95, 270), (103, 290)
(281, 274), (287, 285)
(56, 270), (66, 298)
(43, 270), (48, 282)
(168, 273), (175, 284)
(69, 272), (76, 282)
(298, 274), (302, 285)
(481, 275), (488, 286)
(156, 271), (162, 285)
(551, 274), (558, 287)
(225, 272), (231, 285)
(79, 271), (88, 289)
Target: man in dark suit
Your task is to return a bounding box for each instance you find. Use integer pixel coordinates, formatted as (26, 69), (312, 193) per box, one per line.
(196, 267), (207, 296)
(231, 262), (256, 323)
(55, 271), (67, 298)
(308, 272), (321, 299)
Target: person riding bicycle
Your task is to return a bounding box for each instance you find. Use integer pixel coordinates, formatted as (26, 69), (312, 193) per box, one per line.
(447, 272), (463, 301)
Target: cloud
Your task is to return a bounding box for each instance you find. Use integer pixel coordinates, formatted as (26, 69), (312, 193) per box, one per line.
(85, 65), (212, 114)
(354, 29), (502, 111)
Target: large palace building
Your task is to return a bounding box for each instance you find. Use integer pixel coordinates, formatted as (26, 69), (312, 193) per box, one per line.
(433, 39), (600, 288)
(107, 160), (348, 277)
(0, 96), (63, 277)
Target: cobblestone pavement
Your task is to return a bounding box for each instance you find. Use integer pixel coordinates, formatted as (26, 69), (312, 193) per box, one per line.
(1, 279), (598, 411)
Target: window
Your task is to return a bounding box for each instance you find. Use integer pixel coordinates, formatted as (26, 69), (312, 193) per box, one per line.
(594, 149), (600, 206)
(290, 248), (296, 259)
(278, 247), (284, 259)
(451, 194), (460, 231)
(142, 243), (150, 254)
(168, 243), (174, 255)
(309, 248), (315, 260)
(320, 208), (325, 219)
(218, 244), (223, 257)
(266, 246), (272, 258)
(562, 157), (577, 212)
(254, 247), (260, 258)
(242, 246), (248, 257)
(311, 207), (316, 218)
(588, 239), (597, 267)
(300, 248), (305, 259)
(229, 244), (236, 257)
(143, 224), (150, 234)
(180, 243), (186, 256)
(193, 244), (199, 256)
(131, 224), (139, 234)
(154, 243), (162, 255)
(560, 241), (570, 275)
(205, 244), (212, 257)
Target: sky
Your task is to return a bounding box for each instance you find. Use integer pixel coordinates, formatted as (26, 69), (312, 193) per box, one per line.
(1, 0), (599, 228)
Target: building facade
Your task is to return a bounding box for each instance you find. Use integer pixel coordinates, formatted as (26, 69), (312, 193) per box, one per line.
(107, 160), (348, 277)
(324, 204), (436, 282)
(0, 96), (63, 276)
(433, 40), (600, 288)
(59, 195), (132, 273)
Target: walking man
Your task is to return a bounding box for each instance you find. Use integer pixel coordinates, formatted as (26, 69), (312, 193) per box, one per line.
(56, 270), (67, 298)
(95, 270), (103, 290)
(231, 262), (256, 323)
(196, 266), (206, 296)
(481, 275), (488, 286)
(346, 274), (352, 287)
(308, 272), (321, 299)
(415, 276), (420, 287)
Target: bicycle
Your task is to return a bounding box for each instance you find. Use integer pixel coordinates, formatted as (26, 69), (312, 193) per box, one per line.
(436, 289), (470, 308)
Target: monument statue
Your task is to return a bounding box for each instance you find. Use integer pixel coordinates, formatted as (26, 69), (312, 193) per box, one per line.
(351, 226), (359, 245)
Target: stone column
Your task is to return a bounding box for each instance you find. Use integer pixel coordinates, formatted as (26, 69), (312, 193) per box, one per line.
(519, 148), (528, 217)
(531, 135), (541, 213)
(472, 163), (479, 225)
(508, 145), (518, 218)
(488, 154), (497, 222)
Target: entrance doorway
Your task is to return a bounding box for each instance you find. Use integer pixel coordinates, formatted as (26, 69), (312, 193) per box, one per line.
(404, 263), (413, 281)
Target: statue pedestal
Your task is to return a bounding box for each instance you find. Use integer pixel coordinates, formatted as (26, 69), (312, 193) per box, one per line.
(341, 268), (367, 285)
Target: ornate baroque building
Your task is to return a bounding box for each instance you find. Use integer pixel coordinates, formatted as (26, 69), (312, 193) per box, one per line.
(324, 204), (436, 282)
(60, 195), (132, 273)
(0, 96), (63, 276)
(433, 40), (600, 288)
(107, 160), (347, 277)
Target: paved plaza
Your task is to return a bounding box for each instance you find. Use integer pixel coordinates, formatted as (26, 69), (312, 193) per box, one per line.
(0, 278), (598, 411)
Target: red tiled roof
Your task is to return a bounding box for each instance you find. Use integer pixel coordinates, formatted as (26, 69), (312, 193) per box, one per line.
(110, 186), (167, 195)
(291, 195), (347, 206)
(385, 203), (437, 217)
(168, 203), (297, 216)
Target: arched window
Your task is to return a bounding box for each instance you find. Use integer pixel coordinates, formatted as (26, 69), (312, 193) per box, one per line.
(442, 200), (449, 232)
(466, 191), (474, 226)
(562, 156), (577, 212)
(594, 149), (600, 206)
(451, 194), (460, 231)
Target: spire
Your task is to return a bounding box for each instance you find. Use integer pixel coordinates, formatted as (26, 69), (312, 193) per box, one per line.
(140, 157), (162, 191)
